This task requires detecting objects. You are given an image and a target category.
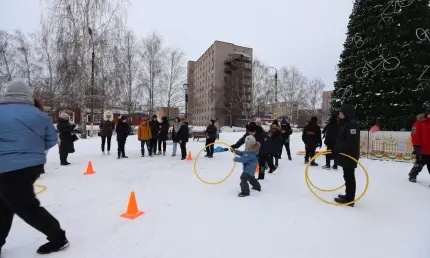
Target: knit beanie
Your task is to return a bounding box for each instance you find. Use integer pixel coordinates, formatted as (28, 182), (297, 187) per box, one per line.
(0, 79), (34, 105)
(245, 135), (257, 146)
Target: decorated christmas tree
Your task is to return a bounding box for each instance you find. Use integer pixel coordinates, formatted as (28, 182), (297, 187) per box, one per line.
(330, 0), (430, 130)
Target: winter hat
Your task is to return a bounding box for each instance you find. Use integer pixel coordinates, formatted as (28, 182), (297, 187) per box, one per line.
(246, 122), (257, 132)
(210, 119), (215, 125)
(244, 135), (257, 146)
(425, 106), (430, 116)
(120, 115), (127, 121)
(60, 112), (70, 120)
(311, 116), (318, 123)
(152, 114), (157, 119)
(0, 79), (34, 105)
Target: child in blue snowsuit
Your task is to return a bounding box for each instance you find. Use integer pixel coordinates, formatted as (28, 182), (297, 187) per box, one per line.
(232, 135), (261, 197)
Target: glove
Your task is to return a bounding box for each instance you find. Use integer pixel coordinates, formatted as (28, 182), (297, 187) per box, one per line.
(413, 146), (421, 155)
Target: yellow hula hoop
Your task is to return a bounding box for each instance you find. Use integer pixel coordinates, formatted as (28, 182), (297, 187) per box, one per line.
(193, 141), (237, 185)
(34, 184), (47, 195)
(305, 150), (369, 206)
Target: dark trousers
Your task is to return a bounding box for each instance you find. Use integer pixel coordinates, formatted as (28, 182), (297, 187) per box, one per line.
(0, 165), (66, 248)
(409, 155), (430, 178)
(117, 139), (126, 157)
(180, 142), (187, 158)
(240, 172), (261, 194)
(158, 140), (166, 152)
(59, 152), (68, 164)
(140, 140), (151, 155)
(273, 154), (279, 166)
(305, 145), (316, 162)
(325, 145), (337, 166)
(342, 167), (356, 201)
(280, 140), (291, 158)
(101, 135), (112, 152)
(205, 137), (215, 157)
(257, 154), (275, 179)
(150, 138), (158, 154)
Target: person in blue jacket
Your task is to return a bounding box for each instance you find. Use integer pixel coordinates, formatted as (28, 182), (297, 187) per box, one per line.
(0, 80), (69, 255)
(232, 135), (261, 197)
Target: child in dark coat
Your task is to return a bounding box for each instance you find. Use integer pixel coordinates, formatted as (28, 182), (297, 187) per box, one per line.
(116, 115), (131, 159)
(233, 135), (261, 197)
(205, 119), (217, 158)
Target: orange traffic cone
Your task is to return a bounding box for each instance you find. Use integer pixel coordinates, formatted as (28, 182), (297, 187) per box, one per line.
(255, 164), (260, 174)
(83, 161), (96, 175)
(187, 151), (193, 160)
(120, 191), (144, 220)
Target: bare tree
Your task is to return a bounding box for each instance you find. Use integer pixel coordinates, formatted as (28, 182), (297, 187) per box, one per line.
(278, 66), (308, 122)
(302, 78), (325, 114)
(140, 32), (165, 114)
(121, 30), (141, 114)
(251, 58), (269, 116)
(0, 30), (15, 88)
(14, 30), (40, 89)
(162, 48), (185, 115)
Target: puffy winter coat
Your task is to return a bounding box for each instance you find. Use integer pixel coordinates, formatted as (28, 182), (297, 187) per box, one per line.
(233, 142), (261, 176)
(269, 125), (282, 154)
(323, 122), (338, 148)
(138, 122), (152, 141)
(57, 118), (76, 155)
(280, 120), (293, 142)
(149, 119), (160, 138)
(158, 117), (170, 141)
(302, 122), (322, 149)
(334, 104), (360, 168)
(175, 122), (190, 143)
(0, 103), (58, 173)
(411, 113), (430, 155)
(99, 111), (115, 137)
(116, 121), (130, 141)
(206, 124), (217, 139)
(171, 117), (181, 142)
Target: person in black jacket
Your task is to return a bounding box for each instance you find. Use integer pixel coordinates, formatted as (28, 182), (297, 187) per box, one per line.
(157, 116), (169, 156)
(57, 113), (76, 165)
(231, 121), (275, 180)
(149, 115), (160, 156)
(302, 116), (322, 166)
(280, 119), (293, 160)
(175, 120), (190, 160)
(333, 104), (360, 207)
(116, 115), (131, 159)
(205, 120), (217, 158)
(322, 115), (339, 170)
(99, 111), (115, 155)
(268, 123), (282, 168)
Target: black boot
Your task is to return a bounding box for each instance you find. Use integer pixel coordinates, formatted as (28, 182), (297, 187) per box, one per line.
(334, 195), (354, 207)
(310, 161), (318, 166)
(332, 164), (338, 170)
(288, 156), (292, 160)
(257, 172), (265, 180)
(268, 167), (277, 174)
(117, 151), (121, 159)
(322, 165), (331, 170)
(37, 239), (70, 254)
(238, 192), (250, 197)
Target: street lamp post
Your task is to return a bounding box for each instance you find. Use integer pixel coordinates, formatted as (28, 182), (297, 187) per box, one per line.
(183, 83), (188, 119)
(268, 66), (278, 103)
(88, 27), (95, 136)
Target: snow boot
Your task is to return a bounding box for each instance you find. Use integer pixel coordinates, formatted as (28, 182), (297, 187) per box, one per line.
(288, 156), (292, 161)
(238, 192), (250, 197)
(251, 186), (261, 191)
(171, 154), (176, 157)
(157, 151), (162, 156)
(36, 239), (69, 255)
(332, 164), (338, 170)
(257, 172), (265, 180)
(141, 154), (145, 157)
(163, 151), (166, 156)
(409, 177), (417, 183)
(268, 167), (277, 174)
(322, 165), (331, 170)
(310, 161), (318, 166)
(334, 197), (354, 207)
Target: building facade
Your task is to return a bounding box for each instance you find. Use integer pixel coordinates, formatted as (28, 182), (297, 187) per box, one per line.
(187, 41), (253, 126)
(321, 90), (333, 123)
(267, 101), (299, 124)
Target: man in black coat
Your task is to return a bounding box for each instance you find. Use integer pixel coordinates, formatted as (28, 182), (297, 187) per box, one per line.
(157, 116), (169, 156)
(322, 115), (339, 170)
(333, 104), (360, 207)
(149, 115), (160, 156)
(231, 121), (275, 180)
(174, 120), (190, 160)
(57, 113), (76, 165)
(302, 116), (322, 166)
(280, 119), (293, 160)
(205, 119), (217, 158)
(116, 115), (131, 159)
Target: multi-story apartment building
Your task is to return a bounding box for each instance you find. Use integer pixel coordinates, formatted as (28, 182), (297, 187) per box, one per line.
(187, 41), (253, 126)
(321, 90), (333, 123)
(268, 101), (299, 124)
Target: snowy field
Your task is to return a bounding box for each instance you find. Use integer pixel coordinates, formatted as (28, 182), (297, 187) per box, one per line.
(4, 132), (430, 258)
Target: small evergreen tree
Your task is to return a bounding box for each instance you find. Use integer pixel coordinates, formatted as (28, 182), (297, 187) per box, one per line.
(330, 0), (430, 130)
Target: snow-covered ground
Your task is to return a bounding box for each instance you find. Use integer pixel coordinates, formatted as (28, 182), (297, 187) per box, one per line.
(4, 132), (430, 258)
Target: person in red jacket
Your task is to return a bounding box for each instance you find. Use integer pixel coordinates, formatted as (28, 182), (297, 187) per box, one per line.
(408, 107), (430, 183)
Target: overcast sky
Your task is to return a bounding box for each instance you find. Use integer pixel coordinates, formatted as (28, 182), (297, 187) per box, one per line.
(0, 0), (353, 90)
